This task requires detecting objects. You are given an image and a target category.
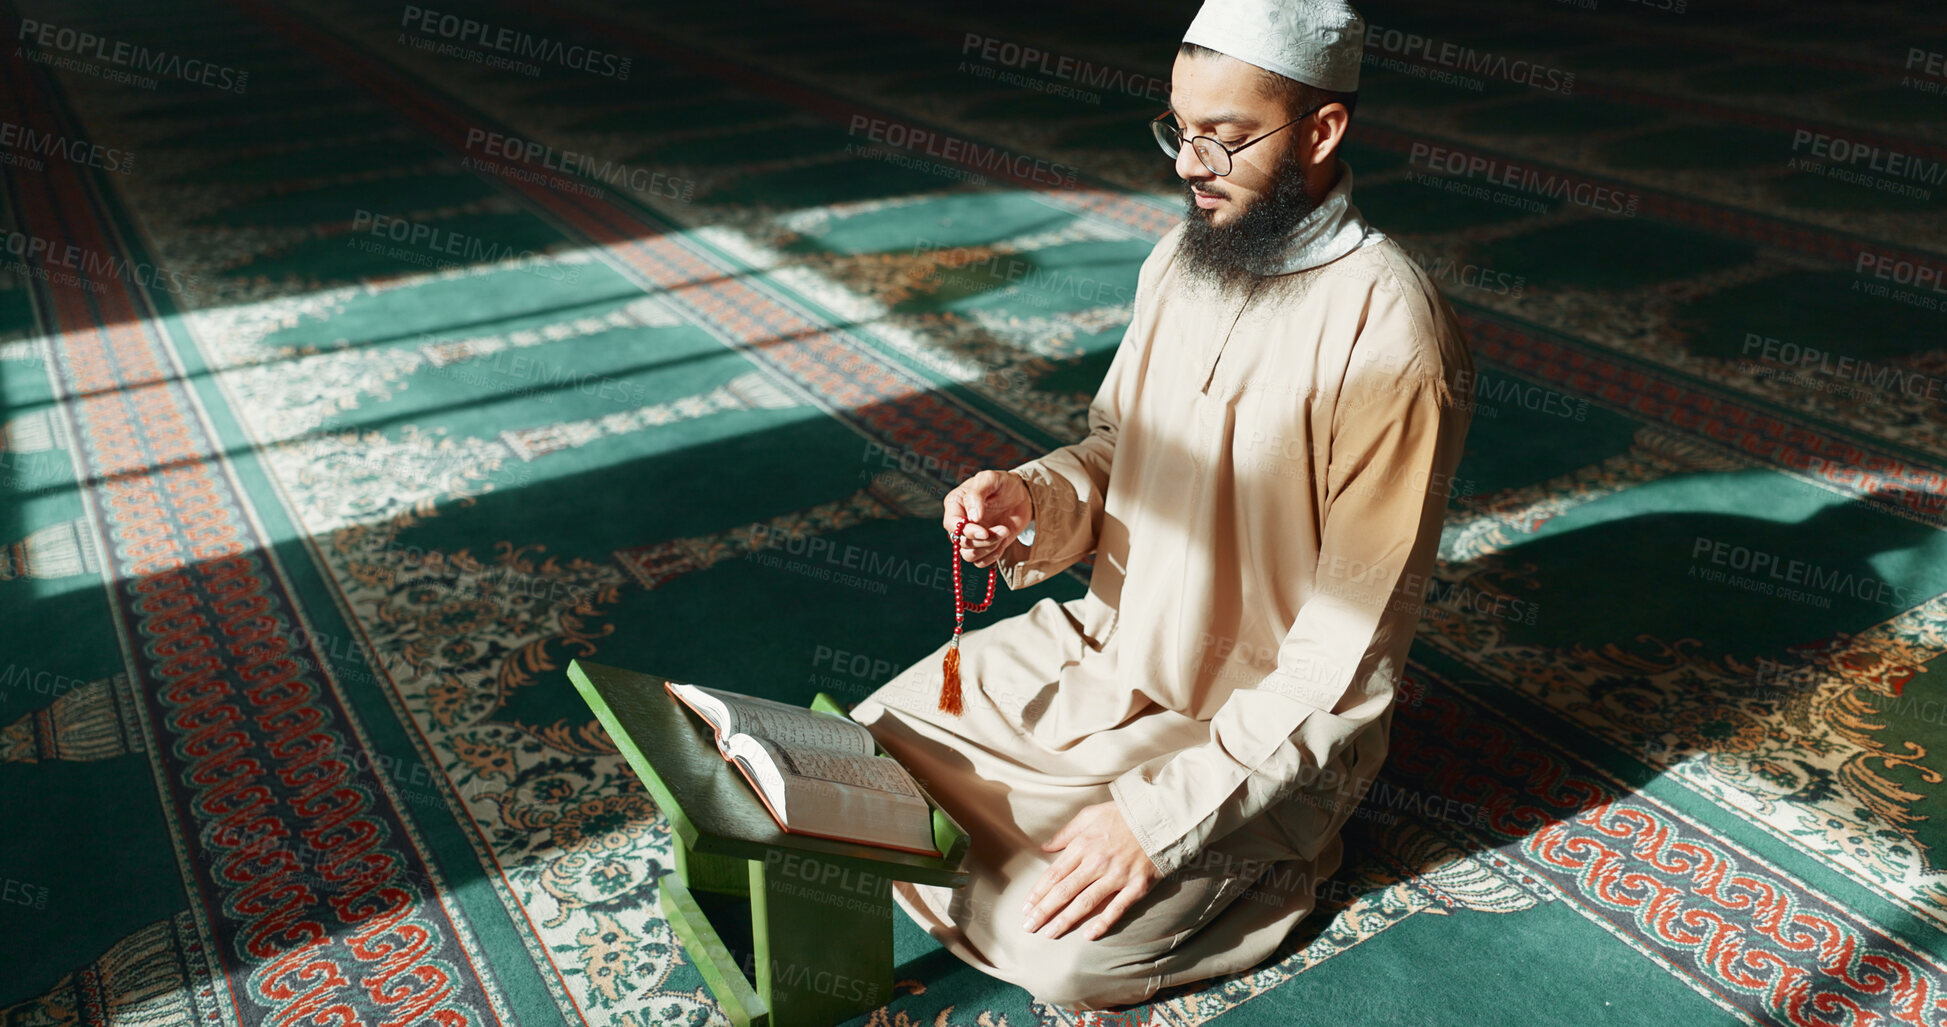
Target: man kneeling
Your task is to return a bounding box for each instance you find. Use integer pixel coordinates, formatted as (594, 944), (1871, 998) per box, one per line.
(849, 0), (1475, 1010)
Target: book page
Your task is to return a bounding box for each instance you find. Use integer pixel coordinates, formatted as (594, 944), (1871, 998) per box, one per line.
(694, 685), (874, 756)
(667, 682), (730, 735)
(752, 738), (935, 852)
(788, 775), (935, 853)
(723, 734), (790, 815)
(763, 739), (924, 798)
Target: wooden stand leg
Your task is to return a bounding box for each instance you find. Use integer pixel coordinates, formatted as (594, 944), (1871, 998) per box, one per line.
(659, 875), (769, 1027)
(675, 836), (751, 897)
(748, 853), (894, 1027)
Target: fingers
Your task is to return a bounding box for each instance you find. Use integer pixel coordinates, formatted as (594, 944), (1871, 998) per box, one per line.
(956, 527), (1015, 567)
(963, 469), (1001, 524)
(1023, 855), (1091, 935)
(956, 538), (994, 563)
(1023, 848), (1079, 915)
(943, 470), (1014, 535)
(944, 470), (1027, 568)
(942, 472), (992, 533)
(1082, 886), (1141, 941)
(1019, 802), (1156, 941)
(1034, 877), (1120, 940)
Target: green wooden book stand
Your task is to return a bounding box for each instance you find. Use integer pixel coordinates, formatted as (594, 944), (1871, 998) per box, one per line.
(567, 660), (971, 1027)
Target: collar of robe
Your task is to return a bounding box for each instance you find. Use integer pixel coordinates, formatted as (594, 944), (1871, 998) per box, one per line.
(1239, 160), (1387, 277)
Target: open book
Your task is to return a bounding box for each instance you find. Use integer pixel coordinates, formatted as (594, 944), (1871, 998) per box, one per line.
(666, 681), (939, 856)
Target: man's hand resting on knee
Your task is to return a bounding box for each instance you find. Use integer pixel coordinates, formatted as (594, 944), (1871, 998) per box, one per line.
(944, 469), (1033, 568)
(1022, 801), (1162, 941)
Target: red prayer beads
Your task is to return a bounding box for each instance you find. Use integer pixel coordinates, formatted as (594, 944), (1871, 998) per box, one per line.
(940, 517), (996, 716)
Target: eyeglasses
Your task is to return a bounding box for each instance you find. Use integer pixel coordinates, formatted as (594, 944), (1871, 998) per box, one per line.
(1150, 100), (1332, 176)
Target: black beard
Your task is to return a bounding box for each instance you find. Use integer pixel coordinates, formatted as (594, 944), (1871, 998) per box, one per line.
(1176, 151), (1318, 297)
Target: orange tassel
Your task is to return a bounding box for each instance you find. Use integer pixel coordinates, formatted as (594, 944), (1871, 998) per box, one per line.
(940, 644), (964, 716)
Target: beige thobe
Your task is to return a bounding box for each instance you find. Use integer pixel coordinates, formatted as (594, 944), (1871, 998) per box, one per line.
(849, 222), (1475, 1010)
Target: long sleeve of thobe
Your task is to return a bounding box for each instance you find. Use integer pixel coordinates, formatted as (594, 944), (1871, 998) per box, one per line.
(992, 383), (1117, 589)
(1108, 368), (1460, 879)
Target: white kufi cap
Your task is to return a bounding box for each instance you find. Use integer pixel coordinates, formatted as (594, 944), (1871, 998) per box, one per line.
(1182, 0), (1366, 93)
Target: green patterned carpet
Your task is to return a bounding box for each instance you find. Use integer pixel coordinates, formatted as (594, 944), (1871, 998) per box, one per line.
(2, 0), (1946, 1023)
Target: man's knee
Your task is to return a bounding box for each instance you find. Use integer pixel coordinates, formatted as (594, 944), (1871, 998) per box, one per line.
(1027, 972), (1153, 1012)
(856, 655), (939, 715)
(1012, 942), (1154, 1011)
